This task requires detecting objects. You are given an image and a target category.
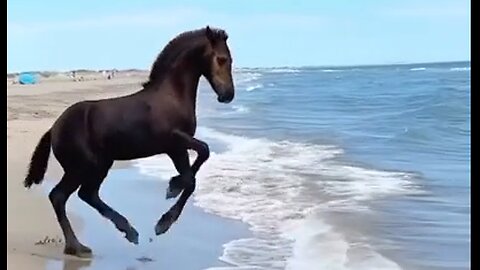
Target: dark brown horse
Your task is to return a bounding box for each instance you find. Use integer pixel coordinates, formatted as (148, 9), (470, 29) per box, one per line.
(23, 26), (234, 257)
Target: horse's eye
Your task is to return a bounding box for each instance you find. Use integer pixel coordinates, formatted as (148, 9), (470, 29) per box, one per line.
(217, 57), (228, 66)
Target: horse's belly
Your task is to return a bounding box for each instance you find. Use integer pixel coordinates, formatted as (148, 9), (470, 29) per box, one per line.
(110, 144), (162, 160)
(104, 132), (166, 160)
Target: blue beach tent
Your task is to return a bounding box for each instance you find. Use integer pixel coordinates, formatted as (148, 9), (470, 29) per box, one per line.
(18, 72), (39, 85)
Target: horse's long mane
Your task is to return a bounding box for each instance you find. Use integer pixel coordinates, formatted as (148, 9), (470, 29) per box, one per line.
(142, 26), (228, 88)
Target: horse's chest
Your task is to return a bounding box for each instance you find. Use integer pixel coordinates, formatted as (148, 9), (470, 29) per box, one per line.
(154, 109), (196, 136)
(179, 117), (197, 136)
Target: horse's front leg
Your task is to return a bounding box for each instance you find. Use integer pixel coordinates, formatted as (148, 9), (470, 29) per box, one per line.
(165, 130), (210, 200)
(154, 130), (210, 235)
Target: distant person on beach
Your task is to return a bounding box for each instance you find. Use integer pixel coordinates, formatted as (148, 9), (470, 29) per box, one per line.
(106, 69), (113, 80)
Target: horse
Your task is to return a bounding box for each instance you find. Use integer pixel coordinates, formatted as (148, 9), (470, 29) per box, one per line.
(23, 26), (235, 257)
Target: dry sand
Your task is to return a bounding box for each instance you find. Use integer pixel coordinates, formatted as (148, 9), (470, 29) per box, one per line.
(7, 72), (148, 269)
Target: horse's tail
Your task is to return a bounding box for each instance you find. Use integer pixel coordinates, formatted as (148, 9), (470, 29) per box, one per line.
(24, 130), (52, 188)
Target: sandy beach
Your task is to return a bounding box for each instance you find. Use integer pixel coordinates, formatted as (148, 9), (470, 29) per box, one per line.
(7, 73), (248, 270)
(7, 72), (144, 268)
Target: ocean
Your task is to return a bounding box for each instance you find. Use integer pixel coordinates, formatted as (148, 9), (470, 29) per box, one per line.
(134, 61), (470, 270)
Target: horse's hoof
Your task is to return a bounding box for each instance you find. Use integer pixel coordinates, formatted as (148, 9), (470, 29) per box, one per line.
(155, 213), (174, 235)
(165, 186), (182, 200)
(125, 227), (139, 245)
(64, 243), (92, 258)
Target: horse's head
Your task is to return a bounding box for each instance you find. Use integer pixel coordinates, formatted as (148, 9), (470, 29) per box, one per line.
(202, 26), (235, 104)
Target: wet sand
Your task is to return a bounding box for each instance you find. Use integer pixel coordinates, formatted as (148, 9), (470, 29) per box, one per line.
(44, 168), (248, 270)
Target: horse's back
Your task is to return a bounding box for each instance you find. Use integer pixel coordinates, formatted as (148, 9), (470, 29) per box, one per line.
(50, 90), (196, 163)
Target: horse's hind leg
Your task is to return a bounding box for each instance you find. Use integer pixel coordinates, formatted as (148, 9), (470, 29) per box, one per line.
(77, 166), (139, 245)
(156, 149), (195, 235)
(49, 173), (91, 257)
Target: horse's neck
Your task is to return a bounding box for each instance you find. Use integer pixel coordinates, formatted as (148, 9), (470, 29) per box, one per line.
(177, 67), (201, 98)
(144, 66), (201, 110)
(142, 46), (205, 111)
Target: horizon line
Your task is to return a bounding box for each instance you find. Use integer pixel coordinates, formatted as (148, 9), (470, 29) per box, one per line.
(7, 59), (470, 74)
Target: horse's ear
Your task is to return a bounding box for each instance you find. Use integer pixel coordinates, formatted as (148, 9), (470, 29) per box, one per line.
(205, 25), (216, 45)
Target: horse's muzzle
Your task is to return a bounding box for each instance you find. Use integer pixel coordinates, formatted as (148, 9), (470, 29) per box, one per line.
(218, 92), (234, 103)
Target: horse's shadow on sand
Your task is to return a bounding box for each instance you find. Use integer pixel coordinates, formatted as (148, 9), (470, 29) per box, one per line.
(31, 252), (149, 270)
(60, 258), (148, 270)
(60, 258), (92, 270)
(60, 259), (140, 270)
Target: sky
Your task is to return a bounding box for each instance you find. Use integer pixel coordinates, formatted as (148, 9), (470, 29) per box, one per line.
(7, 0), (470, 72)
